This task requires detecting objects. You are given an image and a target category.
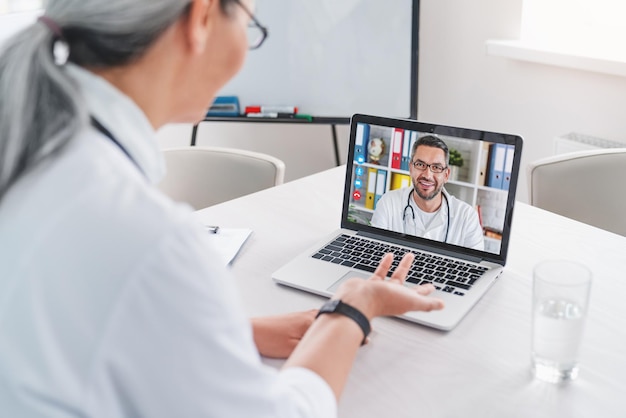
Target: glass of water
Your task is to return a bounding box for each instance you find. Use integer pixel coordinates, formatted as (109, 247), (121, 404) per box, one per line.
(532, 260), (592, 383)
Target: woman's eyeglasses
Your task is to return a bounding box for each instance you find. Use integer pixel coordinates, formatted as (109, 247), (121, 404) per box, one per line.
(234, 0), (268, 50)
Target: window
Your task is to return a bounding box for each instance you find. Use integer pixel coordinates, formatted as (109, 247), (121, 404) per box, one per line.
(486, 0), (626, 77)
(521, 0), (626, 60)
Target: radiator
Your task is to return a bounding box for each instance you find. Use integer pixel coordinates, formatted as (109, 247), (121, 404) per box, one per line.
(554, 132), (626, 154)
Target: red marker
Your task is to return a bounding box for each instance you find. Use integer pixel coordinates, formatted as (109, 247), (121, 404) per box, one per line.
(245, 105), (298, 114)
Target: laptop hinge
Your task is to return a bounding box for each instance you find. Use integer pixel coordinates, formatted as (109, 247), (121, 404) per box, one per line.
(356, 231), (484, 264)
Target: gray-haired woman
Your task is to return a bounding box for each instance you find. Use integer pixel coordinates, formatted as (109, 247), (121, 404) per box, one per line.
(0, 1), (443, 416)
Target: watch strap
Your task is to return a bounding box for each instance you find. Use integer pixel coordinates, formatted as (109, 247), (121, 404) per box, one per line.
(316, 299), (371, 345)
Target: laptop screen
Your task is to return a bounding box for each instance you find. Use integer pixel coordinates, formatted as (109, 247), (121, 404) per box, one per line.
(341, 114), (523, 265)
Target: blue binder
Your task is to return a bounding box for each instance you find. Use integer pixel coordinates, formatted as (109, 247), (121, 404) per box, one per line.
(374, 169), (387, 208)
(354, 123), (369, 164)
(400, 131), (413, 171)
(487, 143), (507, 189)
(502, 145), (515, 191)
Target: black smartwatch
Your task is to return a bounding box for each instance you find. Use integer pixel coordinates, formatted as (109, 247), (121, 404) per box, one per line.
(316, 299), (371, 345)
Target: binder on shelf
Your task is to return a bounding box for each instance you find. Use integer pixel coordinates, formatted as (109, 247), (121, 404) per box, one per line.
(390, 172), (411, 190)
(391, 128), (403, 169)
(478, 141), (490, 186)
(409, 131), (418, 164)
(502, 145), (515, 191)
(354, 123), (369, 164)
(400, 131), (413, 170)
(486, 143), (506, 189)
(374, 169), (387, 208)
(365, 168), (378, 210)
(409, 131), (419, 155)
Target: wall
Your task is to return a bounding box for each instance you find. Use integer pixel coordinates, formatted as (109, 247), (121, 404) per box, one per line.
(158, 0), (626, 201)
(0, 9), (41, 45)
(0, 8), (352, 184)
(156, 123), (351, 184)
(418, 0), (626, 202)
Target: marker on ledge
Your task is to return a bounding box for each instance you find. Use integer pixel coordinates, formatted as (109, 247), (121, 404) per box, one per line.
(246, 112), (296, 119)
(245, 105), (299, 114)
(294, 114), (313, 122)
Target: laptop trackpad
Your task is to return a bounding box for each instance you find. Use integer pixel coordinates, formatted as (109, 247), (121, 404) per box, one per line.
(327, 270), (371, 293)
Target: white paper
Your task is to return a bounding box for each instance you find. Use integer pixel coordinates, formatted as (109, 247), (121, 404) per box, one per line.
(205, 227), (253, 266)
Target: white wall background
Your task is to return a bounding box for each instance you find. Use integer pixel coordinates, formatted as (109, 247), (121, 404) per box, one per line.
(418, 0), (626, 202)
(157, 0), (626, 202)
(156, 123), (351, 183)
(2, 1), (624, 200)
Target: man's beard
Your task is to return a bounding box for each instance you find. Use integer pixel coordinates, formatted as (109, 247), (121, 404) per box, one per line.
(413, 176), (443, 201)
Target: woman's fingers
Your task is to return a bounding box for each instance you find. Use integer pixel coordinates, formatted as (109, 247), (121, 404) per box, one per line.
(389, 252), (415, 284)
(371, 252), (415, 284)
(371, 253), (394, 280)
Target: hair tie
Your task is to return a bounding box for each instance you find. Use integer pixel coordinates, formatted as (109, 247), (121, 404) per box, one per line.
(38, 16), (64, 39)
(38, 16), (69, 66)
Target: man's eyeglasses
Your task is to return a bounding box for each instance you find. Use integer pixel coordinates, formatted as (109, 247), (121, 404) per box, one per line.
(234, 0), (268, 50)
(411, 160), (448, 174)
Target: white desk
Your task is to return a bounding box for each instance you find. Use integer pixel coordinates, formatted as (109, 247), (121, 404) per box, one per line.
(196, 166), (626, 418)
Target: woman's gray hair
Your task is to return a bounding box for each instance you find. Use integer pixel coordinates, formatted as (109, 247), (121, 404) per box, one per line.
(0, 0), (236, 202)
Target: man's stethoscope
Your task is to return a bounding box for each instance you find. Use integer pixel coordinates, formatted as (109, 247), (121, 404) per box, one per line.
(402, 189), (451, 243)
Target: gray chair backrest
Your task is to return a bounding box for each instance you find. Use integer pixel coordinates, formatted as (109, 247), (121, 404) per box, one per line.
(527, 148), (626, 236)
(158, 146), (285, 210)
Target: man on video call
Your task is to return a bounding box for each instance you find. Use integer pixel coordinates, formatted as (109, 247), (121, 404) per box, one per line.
(371, 135), (484, 250)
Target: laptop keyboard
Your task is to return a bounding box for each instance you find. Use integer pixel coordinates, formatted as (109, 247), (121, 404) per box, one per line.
(312, 234), (489, 297)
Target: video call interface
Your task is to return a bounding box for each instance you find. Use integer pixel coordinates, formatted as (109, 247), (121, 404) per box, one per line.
(347, 123), (515, 255)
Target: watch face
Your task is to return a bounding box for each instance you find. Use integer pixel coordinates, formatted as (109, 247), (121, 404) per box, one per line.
(326, 299), (340, 311)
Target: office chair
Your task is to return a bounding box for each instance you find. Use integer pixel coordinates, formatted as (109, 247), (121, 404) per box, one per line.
(158, 146), (286, 210)
(527, 148), (626, 236)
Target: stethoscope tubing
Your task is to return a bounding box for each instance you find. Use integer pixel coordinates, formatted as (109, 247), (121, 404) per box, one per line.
(402, 189), (450, 243)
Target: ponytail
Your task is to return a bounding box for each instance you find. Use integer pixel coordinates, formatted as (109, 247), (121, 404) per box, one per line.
(0, 0), (203, 203)
(0, 20), (84, 201)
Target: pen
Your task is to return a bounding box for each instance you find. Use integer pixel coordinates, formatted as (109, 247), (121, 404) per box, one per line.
(294, 114), (313, 122)
(246, 112), (278, 118)
(245, 105), (298, 114)
(246, 112), (296, 119)
(205, 225), (220, 234)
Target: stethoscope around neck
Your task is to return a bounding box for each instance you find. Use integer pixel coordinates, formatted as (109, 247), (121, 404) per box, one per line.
(402, 189), (451, 243)
(90, 116), (146, 178)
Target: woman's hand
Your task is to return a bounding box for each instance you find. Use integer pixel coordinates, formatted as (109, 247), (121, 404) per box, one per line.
(283, 252), (445, 399)
(251, 309), (318, 359)
(336, 252), (445, 320)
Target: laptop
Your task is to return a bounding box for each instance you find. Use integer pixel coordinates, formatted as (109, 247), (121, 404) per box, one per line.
(272, 114), (523, 330)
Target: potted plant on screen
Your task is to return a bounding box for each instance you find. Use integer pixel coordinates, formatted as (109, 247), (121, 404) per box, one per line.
(448, 148), (463, 181)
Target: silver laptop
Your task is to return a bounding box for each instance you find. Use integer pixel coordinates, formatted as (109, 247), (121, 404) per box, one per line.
(273, 114), (523, 330)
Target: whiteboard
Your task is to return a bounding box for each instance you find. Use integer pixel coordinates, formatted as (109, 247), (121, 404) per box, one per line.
(217, 0), (418, 120)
